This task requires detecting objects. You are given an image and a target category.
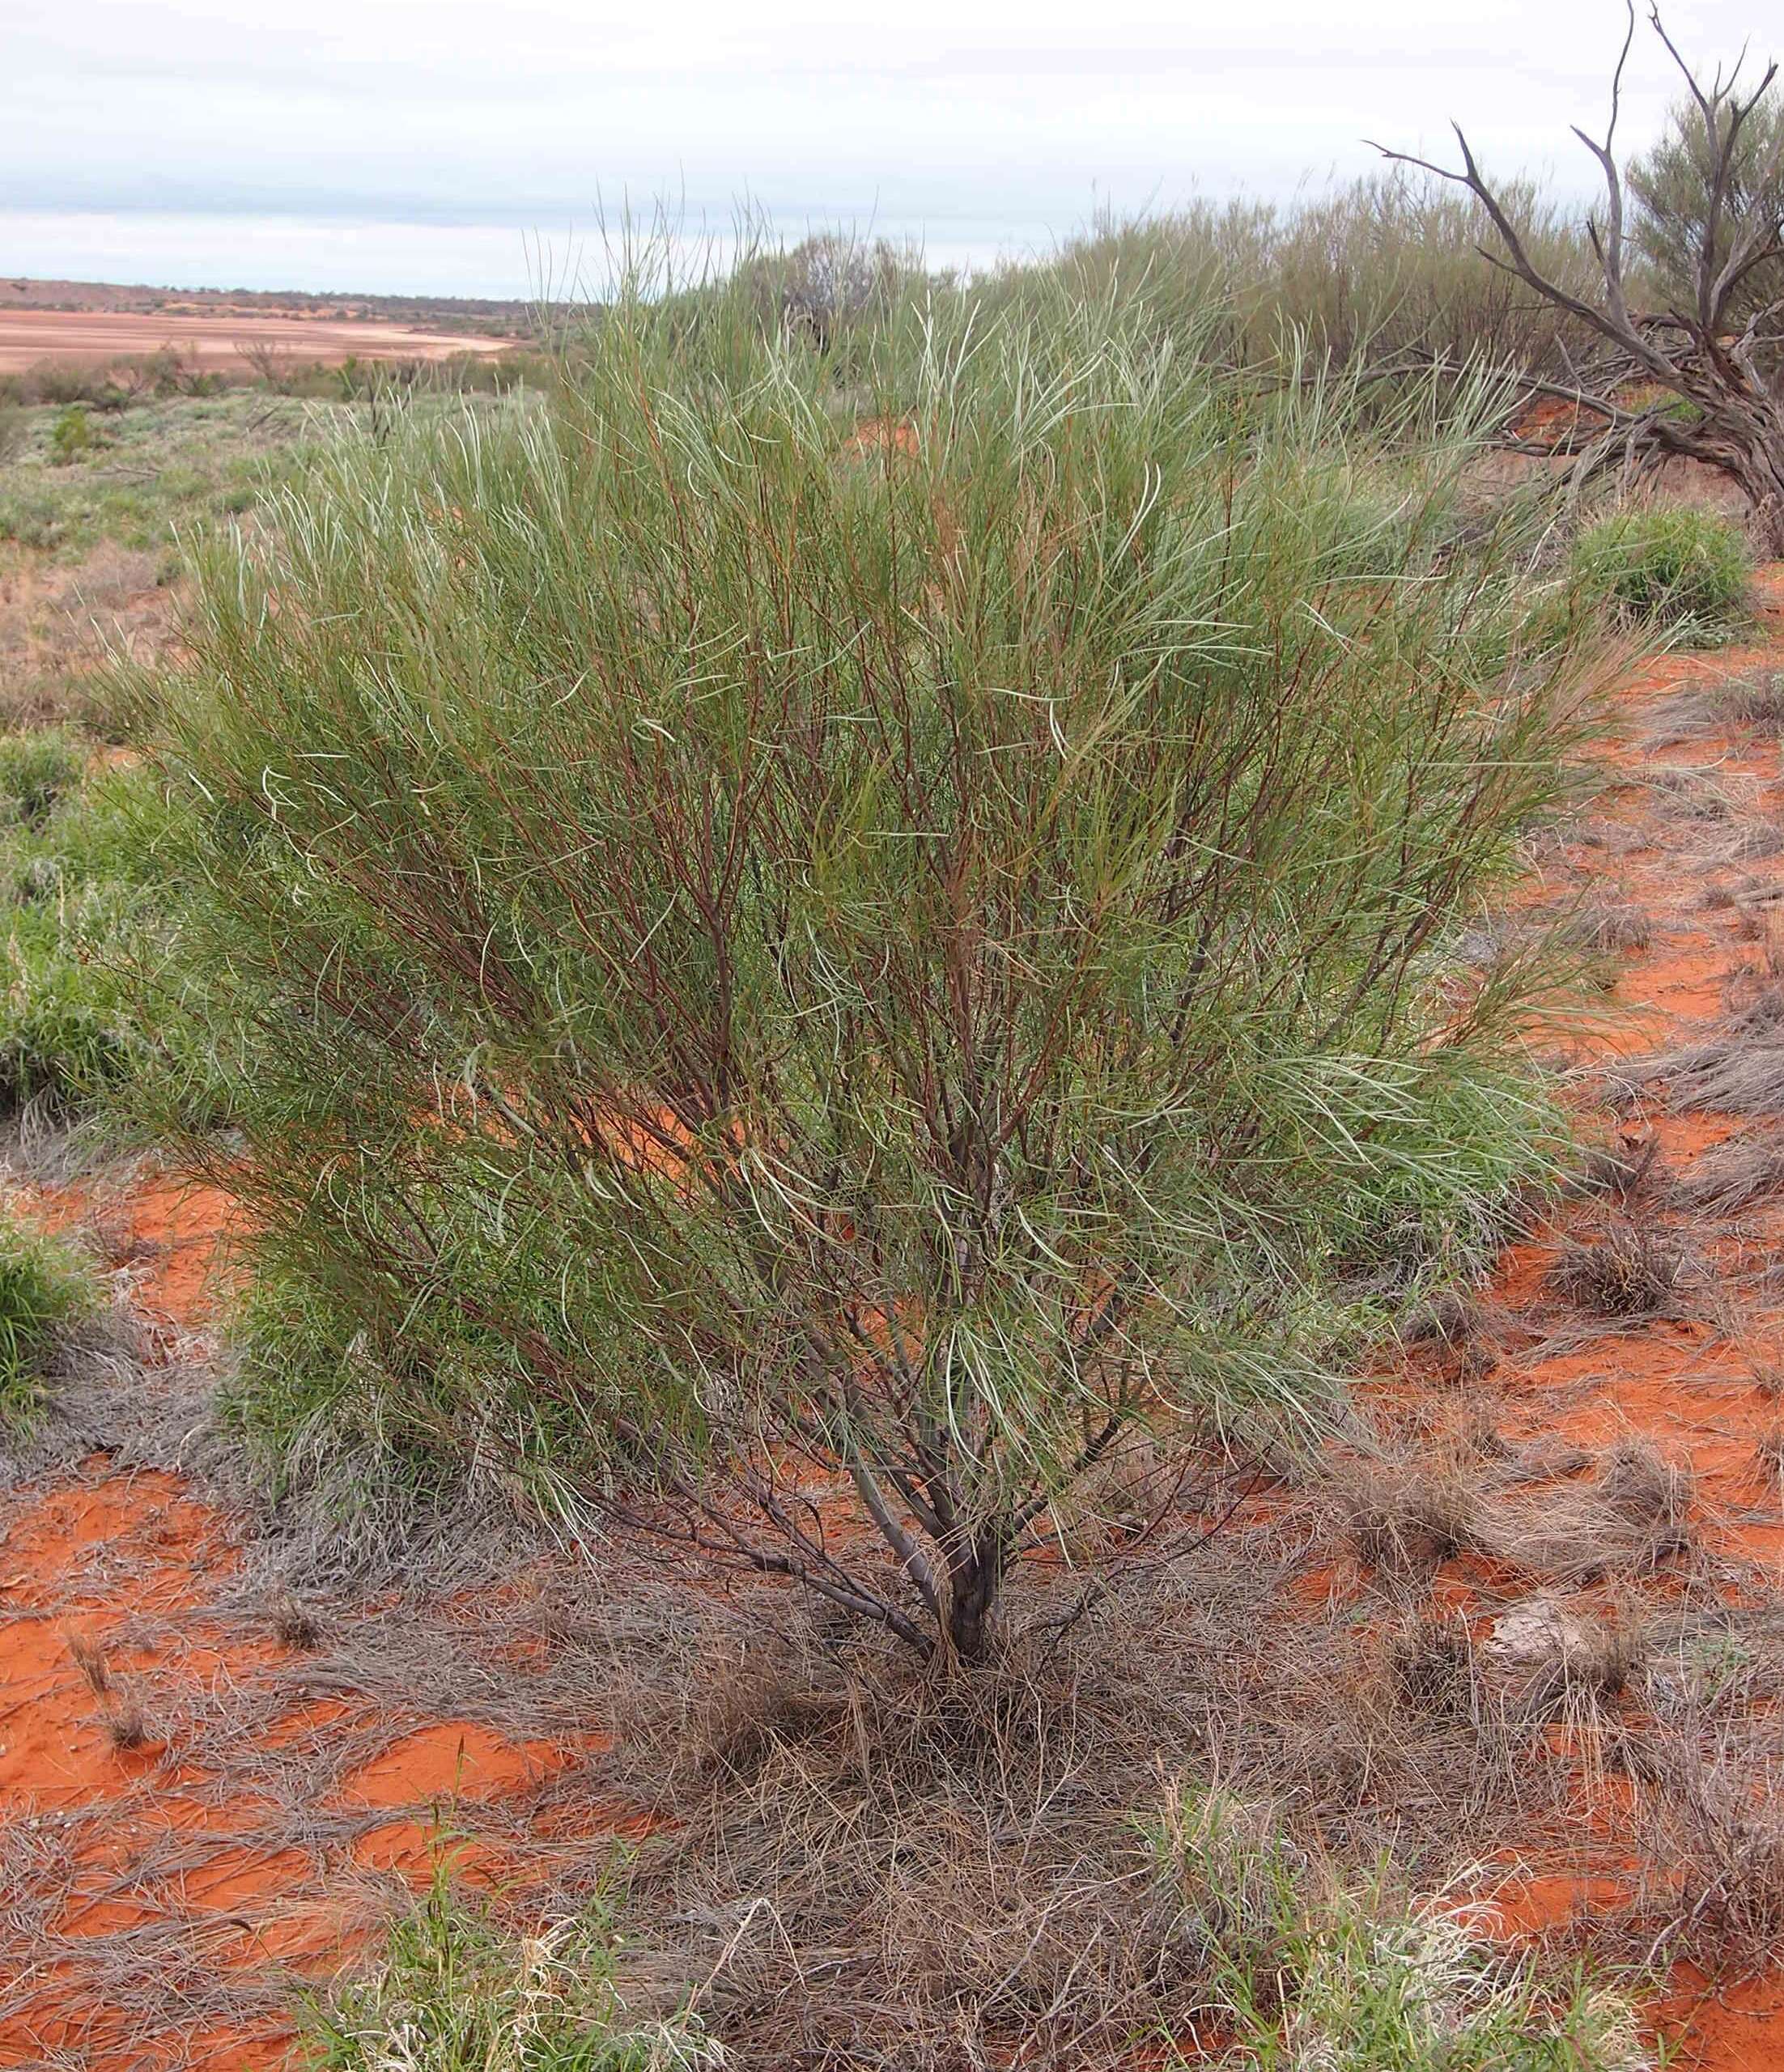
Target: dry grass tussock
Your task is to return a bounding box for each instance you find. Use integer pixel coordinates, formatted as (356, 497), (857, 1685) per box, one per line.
(1576, 1132), (1665, 1204)
(1654, 669), (1784, 743)
(590, 1482), (1690, 2070)
(1625, 987), (1784, 1115)
(1563, 902), (1655, 955)
(1631, 1608), (1784, 1972)
(1336, 1434), (1695, 1591)
(1642, 762), (1752, 823)
(1671, 1125), (1784, 1213)
(65, 1629), (153, 1751)
(1548, 1225), (1689, 1318)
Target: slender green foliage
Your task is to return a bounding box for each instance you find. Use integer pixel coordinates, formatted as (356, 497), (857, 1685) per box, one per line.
(0, 1212), (88, 1430)
(1150, 1785), (1650, 2072)
(1048, 173), (1606, 384)
(1572, 507), (1754, 643)
(147, 261), (1605, 1657)
(1631, 93), (1784, 349)
(0, 729), (87, 828)
(295, 1856), (719, 2072)
(0, 759), (217, 1121)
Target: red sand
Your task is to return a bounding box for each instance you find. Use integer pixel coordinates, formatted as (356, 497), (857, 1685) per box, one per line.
(1401, 566), (1784, 2063)
(0, 1447), (605, 2066)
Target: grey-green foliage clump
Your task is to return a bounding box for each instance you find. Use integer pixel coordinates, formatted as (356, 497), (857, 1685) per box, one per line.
(0, 390), (353, 557)
(0, 747), (218, 1125)
(146, 261), (1603, 1657)
(1572, 507), (1754, 644)
(296, 1862), (721, 2072)
(1630, 93), (1784, 346)
(0, 1212), (90, 1430)
(1152, 1785), (1650, 2072)
(0, 728), (87, 828)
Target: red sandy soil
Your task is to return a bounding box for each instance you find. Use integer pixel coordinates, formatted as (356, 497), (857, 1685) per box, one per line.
(0, 1163), (635, 2066)
(1386, 565), (1784, 2063)
(0, 1468), (617, 2066)
(15, 1170), (241, 1333)
(0, 311), (516, 376)
(5, 571), (1784, 2065)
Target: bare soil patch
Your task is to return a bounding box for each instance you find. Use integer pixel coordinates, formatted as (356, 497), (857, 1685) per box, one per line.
(0, 312), (517, 376)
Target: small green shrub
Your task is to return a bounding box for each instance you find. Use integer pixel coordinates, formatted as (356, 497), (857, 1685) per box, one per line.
(0, 730), (87, 828)
(0, 491), (62, 550)
(0, 763), (223, 1123)
(295, 1858), (719, 2071)
(0, 1213), (89, 1429)
(1573, 507), (1753, 642)
(1149, 1785), (1650, 2072)
(1631, 94), (1784, 340)
(31, 363), (108, 409)
(147, 267), (1604, 1658)
(49, 405), (96, 465)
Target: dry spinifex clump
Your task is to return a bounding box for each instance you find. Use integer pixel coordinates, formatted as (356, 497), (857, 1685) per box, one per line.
(65, 1630), (153, 1752)
(1548, 1223), (1688, 1318)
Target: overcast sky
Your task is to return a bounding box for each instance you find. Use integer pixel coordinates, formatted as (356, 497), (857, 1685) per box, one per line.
(2, 0), (1777, 296)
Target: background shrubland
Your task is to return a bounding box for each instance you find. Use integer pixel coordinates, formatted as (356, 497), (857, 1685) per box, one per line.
(1043, 173), (1607, 384)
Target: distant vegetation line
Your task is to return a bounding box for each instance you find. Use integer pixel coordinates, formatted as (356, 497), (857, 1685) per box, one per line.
(4, 276), (536, 338)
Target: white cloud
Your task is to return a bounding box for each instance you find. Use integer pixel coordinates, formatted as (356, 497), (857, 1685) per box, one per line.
(1, 0), (1773, 294)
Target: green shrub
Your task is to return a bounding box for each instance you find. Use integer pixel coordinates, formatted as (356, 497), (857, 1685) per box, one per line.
(1150, 1785), (1650, 2072)
(30, 363), (108, 409)
(295, 1858), (718, 2072)
(1026, 172), (1608, 391)
(0, 730), (87, 828)
(1572, 507), (1753, 642)
(0, 763), (219, 1123)
(147, 267), (1603, 1658)
(49, 405), (96, 465)
(0, 1213), (89, 1429)
(1631, 95), (1784, 345)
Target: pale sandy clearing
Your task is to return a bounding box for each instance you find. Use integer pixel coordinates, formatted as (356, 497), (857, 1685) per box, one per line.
(0, 308), (516, 374)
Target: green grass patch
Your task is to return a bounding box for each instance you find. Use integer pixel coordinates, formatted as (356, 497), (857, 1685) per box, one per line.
(0, 1212), (90, 1430)
(0, 728), (87, 827)
(0, 754), (224, 1124)
(0, 388), (537, 560)
(0, 393), (318, 557)
(295, 1857), (719, 2072)
(1573, 507), (1753, 644)
(1151, 1785), (1650, 2071)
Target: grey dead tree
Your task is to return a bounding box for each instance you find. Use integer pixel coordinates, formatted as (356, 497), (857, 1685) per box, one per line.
(1375, 4), (1784, 550)
(775, 234), (900, 350)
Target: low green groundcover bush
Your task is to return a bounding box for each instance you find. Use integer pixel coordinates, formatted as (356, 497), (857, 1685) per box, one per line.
(144, 266), (1608, 1656)
(1151, 1785), (1649, 2072)
(0, 756), (222, 1123)
(1572, 507), (1752, 640)
(295, 1861), (720, 2072)
(0, 729), (87, 828)
(0, 1212), (89, 1429)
